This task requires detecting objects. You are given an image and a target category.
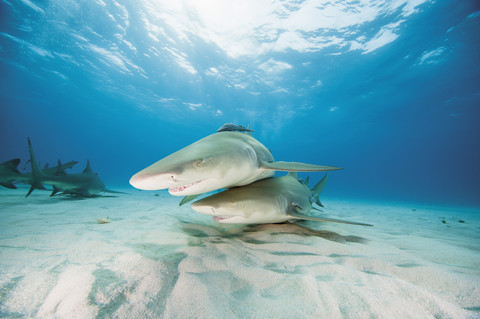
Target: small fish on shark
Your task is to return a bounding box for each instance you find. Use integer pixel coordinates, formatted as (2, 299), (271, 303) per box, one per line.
(191, 172), (372, 226)
(217, 123), (254, 133)
(130, 130), (342, 196)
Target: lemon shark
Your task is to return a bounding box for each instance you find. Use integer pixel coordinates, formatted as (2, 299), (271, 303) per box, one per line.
(0, 158), (78, 189)
(129, 131), (342, 196)
(26, 138), (107, 197)
(191, 173), (372, 226)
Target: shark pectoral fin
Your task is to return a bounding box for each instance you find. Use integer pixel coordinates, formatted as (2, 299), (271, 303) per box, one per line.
(179, 194), (202, 206)
(1, 182), (17, 189)
(287, 211), (373, 227)
(260, 161), (343, 172)
(311, 207), (323, 213)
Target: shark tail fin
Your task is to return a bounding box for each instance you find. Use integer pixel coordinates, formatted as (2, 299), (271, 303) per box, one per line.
(83, 160), (93, 174)
(26, 138), (46, 198)
(310, 173), (328, 207)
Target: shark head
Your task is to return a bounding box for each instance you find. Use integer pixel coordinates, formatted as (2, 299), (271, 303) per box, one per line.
(129, 136), (247, 195)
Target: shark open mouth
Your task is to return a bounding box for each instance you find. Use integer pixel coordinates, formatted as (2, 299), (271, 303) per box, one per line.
(212, 216), (233, 222)
(169, 181), (201, 193)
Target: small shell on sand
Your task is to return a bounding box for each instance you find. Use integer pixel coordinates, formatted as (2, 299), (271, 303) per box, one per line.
(97, 217), (111, 224)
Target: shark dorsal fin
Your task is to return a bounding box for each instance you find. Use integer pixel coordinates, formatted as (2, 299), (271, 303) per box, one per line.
(304, 176), (310, 187)
(56, 160), (67, 176)
(83, 160), (93, 174)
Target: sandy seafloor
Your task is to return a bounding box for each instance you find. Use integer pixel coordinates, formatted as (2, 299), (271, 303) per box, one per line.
(0, 188), (479, 319)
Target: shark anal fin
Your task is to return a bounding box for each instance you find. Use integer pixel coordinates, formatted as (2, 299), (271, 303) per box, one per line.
(288, 212), (372, 227)
(179, 194), (202, 206)
(261, 161), (343, 172)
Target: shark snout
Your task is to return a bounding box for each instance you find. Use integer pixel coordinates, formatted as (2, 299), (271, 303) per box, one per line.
(129, 171), (175, 190)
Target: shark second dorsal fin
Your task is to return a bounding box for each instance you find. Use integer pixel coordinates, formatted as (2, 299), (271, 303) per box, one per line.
(83, 160), (93, 174)
(287, 211), (373, 227)
(260, 161), (343, 172)
(56, 160), (67, 176)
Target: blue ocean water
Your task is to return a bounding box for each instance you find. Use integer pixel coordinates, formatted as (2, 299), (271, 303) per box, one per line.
(1, 0), (479, 205)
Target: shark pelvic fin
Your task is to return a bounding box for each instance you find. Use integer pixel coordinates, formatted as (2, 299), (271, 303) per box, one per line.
(288, 211), (373, 227)
(260, 161), (343, 172)
(50, 185), (62, 196)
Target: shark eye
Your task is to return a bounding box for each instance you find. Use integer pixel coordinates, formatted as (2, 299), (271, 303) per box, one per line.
(195, 160), (204, 167)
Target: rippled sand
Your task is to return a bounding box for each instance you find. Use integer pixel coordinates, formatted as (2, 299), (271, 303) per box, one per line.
(0, 188), (479, 318)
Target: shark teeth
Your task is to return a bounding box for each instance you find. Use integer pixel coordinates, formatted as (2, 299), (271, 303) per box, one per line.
(169, 181), (200, 193)
(212, 216), (232, 222)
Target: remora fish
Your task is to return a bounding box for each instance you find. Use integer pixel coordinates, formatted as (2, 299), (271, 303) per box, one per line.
(129, 131), (342, 196)
(217, 123), (254, 133)
(26, 138), (106, 197)
(191, 173), (372, 226)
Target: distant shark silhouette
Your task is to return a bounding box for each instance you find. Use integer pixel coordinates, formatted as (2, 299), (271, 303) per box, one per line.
(130, 131), (342, 196)
(0, 159), (22, 189)
(0, 159), (78, 189)
(26, 138), (120, 197)
(191, 172), (372, 226)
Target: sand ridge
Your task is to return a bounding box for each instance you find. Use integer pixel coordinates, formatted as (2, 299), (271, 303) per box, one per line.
(0, 188), (479, 318)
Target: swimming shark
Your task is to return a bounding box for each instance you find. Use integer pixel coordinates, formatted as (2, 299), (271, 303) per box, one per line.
(26, 138), (107, 197)
(129, 131), (342, 196)
(0, 159), (78, 189)
(191, 172), (372, 226)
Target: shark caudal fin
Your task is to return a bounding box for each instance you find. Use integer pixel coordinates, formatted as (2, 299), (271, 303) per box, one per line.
(310, 173), (328, 207)
(26, 138), (46, 197)
(261, 161), (342, 172)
